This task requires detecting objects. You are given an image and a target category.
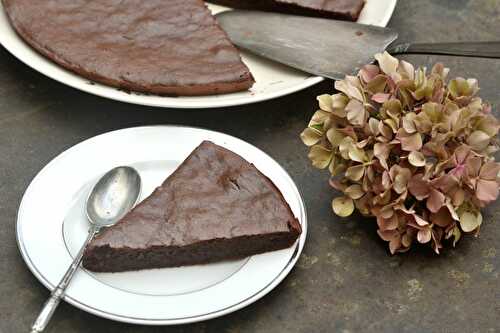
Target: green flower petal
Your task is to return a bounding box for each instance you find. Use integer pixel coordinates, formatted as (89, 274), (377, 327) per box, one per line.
(332, 196), (355, 217)
(326, 128), (345, 147)
(348, 145), (367, 163)
(467, 130), (490, 151)
(317, 94), (333, 112)
(300, 127), (323, 146)
(375, 51), (399, 75)
(346, 164), (365, 181)
(308, 145), (332, 169)
(459, 211), (482, 233)
(345, 184), (365, 199)
(408, 151), (426, 167)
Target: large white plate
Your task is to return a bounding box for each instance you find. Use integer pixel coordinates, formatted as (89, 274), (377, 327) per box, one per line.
(0, 1), (396, 109)
(16, 126), (307, 325)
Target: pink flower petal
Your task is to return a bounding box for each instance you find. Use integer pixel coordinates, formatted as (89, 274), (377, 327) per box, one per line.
(432, 174), (457, 193)
(395, 204), (415, 214)
(451, 188), (465, 207)
(431, 229), (443, 254)
(408, 174), (430, 200)
(413, 214), (429, 227)
(377, 229), (399, 242)
(346, 99), (368, 127)
(396, 129), (422, 151)
(430, 207), (453, 227)
(389, 237), (402, 254)
(453, 145), (470, 165)
(417, 228), (432, 243)
(377, 214), (398, 231)
(476, 179), (499, 203)
(360, 64), (380, 83)
(380, 205), (395, 218)
(372, 93), (391, 103)
(479, 162), (500, 180)
(382, 170), (391, 189)
(387, 76), (397, 93)
(450, 165), (466, 178)
(466, 156), (482, 177)
(427, 188), (445, 213)
(337, 126), (357, 139)
(335, 78), (363, 101)
(374, 143), (390, 170)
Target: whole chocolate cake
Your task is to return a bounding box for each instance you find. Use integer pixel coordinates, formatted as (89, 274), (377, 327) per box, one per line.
(82, 141), (302, 272)
(209, 0), (366, 21)
(3, 0), (254, 96)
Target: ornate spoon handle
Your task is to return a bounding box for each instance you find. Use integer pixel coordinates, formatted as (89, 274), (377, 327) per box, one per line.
(30, 226), (99, 333)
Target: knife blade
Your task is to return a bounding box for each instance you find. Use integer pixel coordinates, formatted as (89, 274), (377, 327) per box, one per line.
(216, 10), (398, 80)
(217, 10), (500, 80)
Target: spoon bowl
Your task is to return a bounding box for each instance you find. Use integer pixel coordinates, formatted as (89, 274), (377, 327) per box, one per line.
(86, 166), (142, 227)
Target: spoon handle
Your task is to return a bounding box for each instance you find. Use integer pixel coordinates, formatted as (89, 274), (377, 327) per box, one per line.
(30, 226), (99, 333)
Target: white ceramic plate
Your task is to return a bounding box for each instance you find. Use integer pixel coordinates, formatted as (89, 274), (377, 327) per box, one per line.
(0, 1), (397, 109)
(16, 126), (307, 325)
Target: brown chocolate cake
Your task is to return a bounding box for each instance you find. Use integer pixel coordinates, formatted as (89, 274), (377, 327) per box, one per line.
(3, 0), (254, 96)
(82, 141), (301, 272)
(209, 0), (365, 21)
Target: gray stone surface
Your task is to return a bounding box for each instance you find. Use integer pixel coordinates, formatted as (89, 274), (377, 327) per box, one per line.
(0, 1), (499, 332)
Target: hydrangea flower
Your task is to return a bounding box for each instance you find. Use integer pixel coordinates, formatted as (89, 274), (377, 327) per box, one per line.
(301, 52), (500, 254)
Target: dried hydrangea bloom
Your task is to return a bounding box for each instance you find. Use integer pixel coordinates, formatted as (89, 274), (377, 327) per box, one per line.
(301, 51), (500, 254)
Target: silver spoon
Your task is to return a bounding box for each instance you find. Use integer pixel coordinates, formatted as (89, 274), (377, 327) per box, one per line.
(30, 166), (141, 333)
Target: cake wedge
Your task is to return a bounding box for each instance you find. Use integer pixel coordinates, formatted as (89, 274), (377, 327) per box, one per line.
(208, 0), (366, 21)
(3, 0), (254, 96)
(82, 141), (301, 272)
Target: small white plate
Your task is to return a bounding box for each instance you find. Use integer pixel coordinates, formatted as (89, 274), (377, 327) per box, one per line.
(16, 126), (307, 325)
(0, 1), (397, 109)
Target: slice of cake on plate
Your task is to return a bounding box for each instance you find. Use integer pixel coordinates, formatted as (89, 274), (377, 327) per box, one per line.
(82, 141), (301, 272)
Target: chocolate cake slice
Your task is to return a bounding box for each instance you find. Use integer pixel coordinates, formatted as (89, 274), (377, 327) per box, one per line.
(209, 0), (365, 21)
(3, 0), (254, 96)
(82, 141), (301, 272)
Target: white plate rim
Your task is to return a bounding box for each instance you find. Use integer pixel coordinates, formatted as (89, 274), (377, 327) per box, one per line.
(0, 1), (397, 109)
(16, 125), (308, 325)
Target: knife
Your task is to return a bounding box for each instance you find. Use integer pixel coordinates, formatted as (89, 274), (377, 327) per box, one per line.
(216, 10), (500, 80)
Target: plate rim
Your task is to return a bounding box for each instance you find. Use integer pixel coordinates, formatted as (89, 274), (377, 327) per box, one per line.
(16, 125), (308, 325)
(0, 1), (397, 109)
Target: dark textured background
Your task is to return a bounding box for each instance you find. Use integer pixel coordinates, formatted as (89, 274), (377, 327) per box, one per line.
(0, 1), (499, 332)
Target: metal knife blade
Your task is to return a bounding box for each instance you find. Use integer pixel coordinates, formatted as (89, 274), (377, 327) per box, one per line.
(216, 10), (398, 80)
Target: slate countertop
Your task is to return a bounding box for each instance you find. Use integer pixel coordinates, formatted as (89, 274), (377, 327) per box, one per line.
(0, 1), (498, 332)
